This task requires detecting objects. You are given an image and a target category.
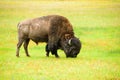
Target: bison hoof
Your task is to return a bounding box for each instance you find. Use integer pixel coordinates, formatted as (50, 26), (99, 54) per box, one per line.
(55, 55), (59, 58)
(27, 55), (30, 57)
(16, 55), (19, 57)
(46, 53), (49, 57)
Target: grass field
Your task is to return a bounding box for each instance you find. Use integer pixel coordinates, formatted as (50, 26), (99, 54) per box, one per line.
(0, 0), (120, 80)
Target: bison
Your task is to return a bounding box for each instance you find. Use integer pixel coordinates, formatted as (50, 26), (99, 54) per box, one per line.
(16, 15), (81, 58)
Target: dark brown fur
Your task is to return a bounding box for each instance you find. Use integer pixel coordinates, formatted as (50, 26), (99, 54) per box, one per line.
(16, 15), (81, 58)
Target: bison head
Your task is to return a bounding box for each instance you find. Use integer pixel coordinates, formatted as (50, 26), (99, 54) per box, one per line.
(62, 37), (81, 58)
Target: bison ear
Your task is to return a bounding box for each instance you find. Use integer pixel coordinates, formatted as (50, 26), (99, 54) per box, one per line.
(64, 34), (72, 40)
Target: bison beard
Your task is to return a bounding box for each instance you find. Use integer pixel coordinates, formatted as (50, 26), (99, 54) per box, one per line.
(16, 15), (81, 58)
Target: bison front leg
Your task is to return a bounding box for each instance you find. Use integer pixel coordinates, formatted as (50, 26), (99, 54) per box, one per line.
(23, 39), (30, 57)
(46, 44), (59, 58)
(48, 44), (59, 58)
(52, 49), (59, 58)
(45, 44), (50, 57)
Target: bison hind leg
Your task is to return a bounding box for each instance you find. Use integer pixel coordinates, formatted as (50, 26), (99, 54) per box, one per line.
(23, 39), (30, 57)
(16, 39), (24, 57)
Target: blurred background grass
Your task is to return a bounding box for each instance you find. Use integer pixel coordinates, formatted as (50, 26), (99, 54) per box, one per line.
(0, 0), (120, 80)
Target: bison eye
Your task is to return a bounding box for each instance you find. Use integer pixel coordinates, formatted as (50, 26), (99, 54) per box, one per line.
(64, 44), (70, 48)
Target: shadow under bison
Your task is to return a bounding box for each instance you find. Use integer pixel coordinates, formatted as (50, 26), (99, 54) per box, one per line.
(16, 15), (81, 58)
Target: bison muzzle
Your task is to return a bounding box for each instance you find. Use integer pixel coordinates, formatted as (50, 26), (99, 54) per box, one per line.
(16, 15), (81, 58)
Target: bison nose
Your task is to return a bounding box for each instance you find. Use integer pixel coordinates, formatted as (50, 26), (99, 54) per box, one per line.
(72, 55), (77, 58)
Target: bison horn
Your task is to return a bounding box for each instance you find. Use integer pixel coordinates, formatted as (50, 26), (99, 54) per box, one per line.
(68, 39), (72, 45)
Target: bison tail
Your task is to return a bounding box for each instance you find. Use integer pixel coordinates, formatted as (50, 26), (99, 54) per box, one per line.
(17, 22), (20, 28)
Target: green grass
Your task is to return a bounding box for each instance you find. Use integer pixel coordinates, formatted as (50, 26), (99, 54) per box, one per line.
(0, 0), (120, 80)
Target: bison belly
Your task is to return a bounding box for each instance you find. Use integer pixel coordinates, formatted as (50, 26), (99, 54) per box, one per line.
(28, 26), (49, 43)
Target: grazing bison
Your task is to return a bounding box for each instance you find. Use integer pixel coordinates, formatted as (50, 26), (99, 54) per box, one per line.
(16, 15), (81, 58)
